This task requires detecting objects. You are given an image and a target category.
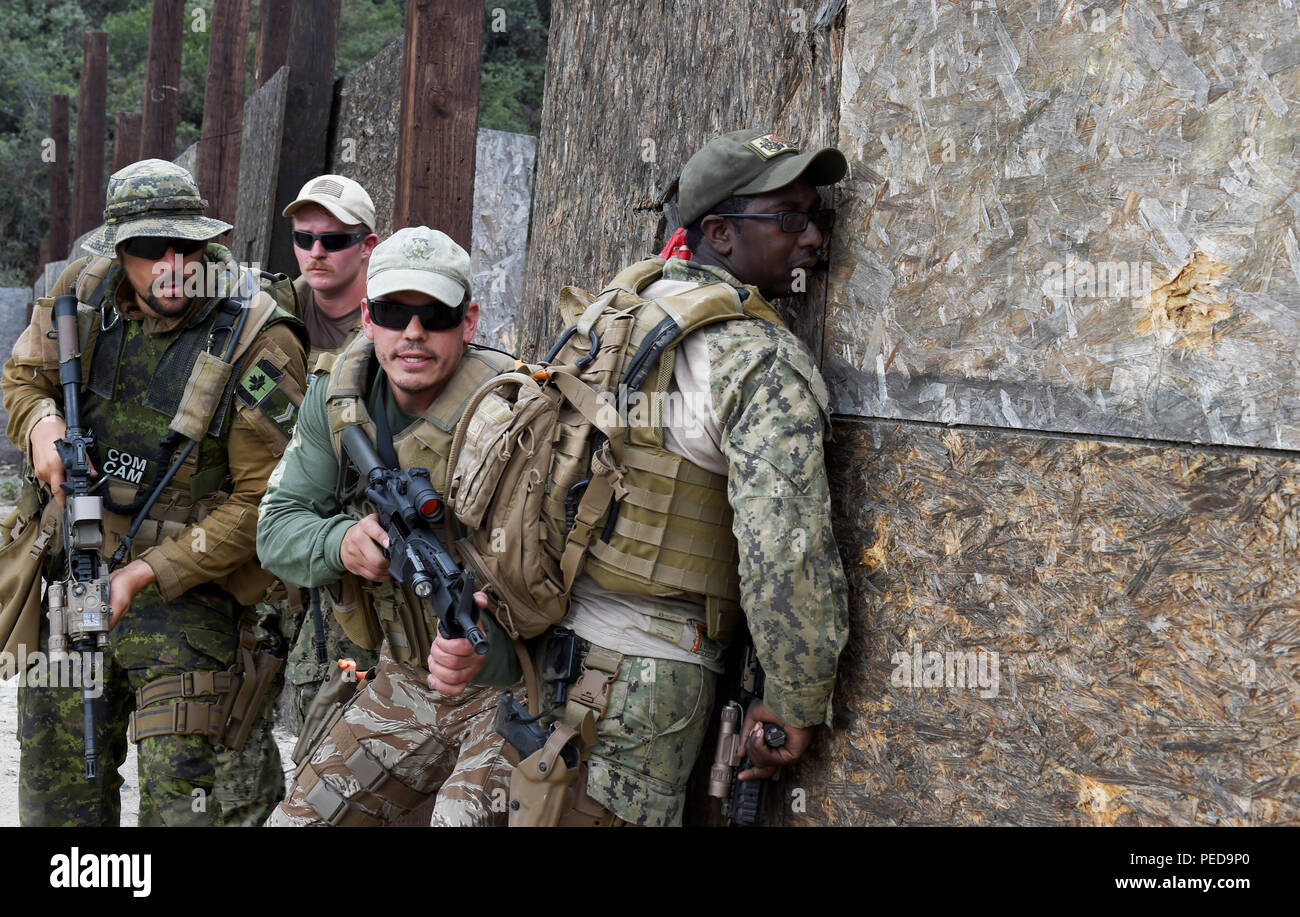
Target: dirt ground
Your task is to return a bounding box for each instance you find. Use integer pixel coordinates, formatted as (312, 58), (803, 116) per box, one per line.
(0, 462), (299, 826)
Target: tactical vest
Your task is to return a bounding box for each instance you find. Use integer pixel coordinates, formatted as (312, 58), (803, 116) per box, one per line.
(323, 334), (514, 668)
(70, 255), (306, 593)
(450, 258), (788, 643)
(569, 260), (786, 640)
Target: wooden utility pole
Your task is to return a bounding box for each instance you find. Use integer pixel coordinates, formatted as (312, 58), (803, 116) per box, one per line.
(394, 0), (483, 248)
(112, 112), (143, 172)
(49, 94), (71, 259)
(71, 32), (107, 239)
(140, 0), (183, 161)
(267, 0), (339, 273)
(253, 0), (293, 89)
(199, 0), (251, 227)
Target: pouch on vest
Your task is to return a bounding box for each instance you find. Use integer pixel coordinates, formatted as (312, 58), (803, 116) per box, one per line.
(321, 573), (383, 651)
(0, 479), (59, 659)
(292, 658), (370, 765)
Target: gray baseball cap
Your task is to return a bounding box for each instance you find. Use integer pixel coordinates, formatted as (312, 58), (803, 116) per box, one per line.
(678, 130), (847, 226)
(283, 174), (376, 231)
(367, 226), (470, 306)
(82, 159), (232, 259)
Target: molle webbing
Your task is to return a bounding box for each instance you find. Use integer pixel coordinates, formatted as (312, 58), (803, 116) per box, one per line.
(550, 262), (765, 634)
(88, 296), (244, 439)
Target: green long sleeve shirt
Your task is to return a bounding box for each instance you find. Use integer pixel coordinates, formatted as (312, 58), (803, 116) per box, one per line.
(256, 370), (520, 685)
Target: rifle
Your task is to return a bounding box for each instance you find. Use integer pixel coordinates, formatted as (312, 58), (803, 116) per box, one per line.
(708, 640), (786, 826)
(339, 425), (489, 656)
(47, 294), (111, 779)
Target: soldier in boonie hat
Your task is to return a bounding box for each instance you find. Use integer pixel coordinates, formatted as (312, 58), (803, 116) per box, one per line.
(81, 159), (232, 259)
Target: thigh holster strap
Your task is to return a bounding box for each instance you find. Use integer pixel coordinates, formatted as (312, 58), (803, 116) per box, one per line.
(134, 670), (238, 709)
(299, 717), (427, 825)
(561, 643), (623, 736)
(298, 764), (385, 827)
(128, 700), (225, 744)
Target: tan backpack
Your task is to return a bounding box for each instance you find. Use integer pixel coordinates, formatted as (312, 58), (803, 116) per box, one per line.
(446, 258), (782, 640)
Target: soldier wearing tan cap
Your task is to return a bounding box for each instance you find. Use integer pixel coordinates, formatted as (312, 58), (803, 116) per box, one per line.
(258, 227), (521, 826)
(284, 174), (380, 359)
(279, 175), (382, 725)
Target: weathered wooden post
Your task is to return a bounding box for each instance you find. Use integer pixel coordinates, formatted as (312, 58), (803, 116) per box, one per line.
(71, 31), (107, 239)
(393, 0), (483, 249)
(48, 94), (71, 259)
(199, 0), (251, 228)
(139, 0), (183, 161)
(112, 112), (143, 173)
(266, 0), (339, 273)
(253, 0), (293, 90)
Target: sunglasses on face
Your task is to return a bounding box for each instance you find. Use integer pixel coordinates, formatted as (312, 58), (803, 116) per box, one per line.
(292, 230), (368, 252)
(367, 297), (466, 332)
(711, 208), (837, 234)
(121, 236), (207, 259)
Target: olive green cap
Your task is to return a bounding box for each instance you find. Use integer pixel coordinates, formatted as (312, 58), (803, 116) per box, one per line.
(678, 130), (848, 226)
(367, 226), (470, 306)
(81, 159), (232, 259)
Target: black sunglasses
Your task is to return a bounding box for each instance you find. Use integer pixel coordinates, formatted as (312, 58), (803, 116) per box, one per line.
(710, 208), (836, 234)
(368, 297), (466, 332)
(292, 230), (368, 252)
(121, 236), (207, 259)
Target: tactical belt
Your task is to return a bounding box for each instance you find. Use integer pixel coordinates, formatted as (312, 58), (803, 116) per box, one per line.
(299, 714), (428, 827)
(127, 614), (284, 750)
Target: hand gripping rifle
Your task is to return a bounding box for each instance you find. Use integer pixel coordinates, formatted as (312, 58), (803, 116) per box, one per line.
(708, 641), (787, 826)
(47, 294), (111, 779)
(339, 425), (489, 656)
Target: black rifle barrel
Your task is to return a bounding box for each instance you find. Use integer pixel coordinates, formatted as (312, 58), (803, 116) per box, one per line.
(52, 295), (103, 779)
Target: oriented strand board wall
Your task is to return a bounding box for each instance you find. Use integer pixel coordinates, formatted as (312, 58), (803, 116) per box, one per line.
(522, 0), (1300, 825)
(825, 0), (1300, 450)
(778, 422), (1299, 826)
(520, 0), (844, 357)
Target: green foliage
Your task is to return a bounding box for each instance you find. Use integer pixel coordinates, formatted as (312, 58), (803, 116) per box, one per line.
(479, 0), (548, 135)
(336, 0), (407, 79)
(0, 0), (549, 287)
(0, 0), (90, 284)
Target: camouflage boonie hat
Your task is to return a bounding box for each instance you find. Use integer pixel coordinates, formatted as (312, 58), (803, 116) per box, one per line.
(81, 159), (232, 259)
(678, 129), (848, 226)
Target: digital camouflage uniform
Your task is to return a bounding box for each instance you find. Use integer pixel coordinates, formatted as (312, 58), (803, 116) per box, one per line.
(560, 257), (849, 826)
(280, 276), (376, 725)
(2, 161), (308, 825)
(258, 327), (522, 827)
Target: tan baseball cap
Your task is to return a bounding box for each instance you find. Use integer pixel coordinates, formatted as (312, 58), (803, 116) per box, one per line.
(678, 130), (847, 226)
(282, 174), (376, 231)
(367, 226), (470, 306)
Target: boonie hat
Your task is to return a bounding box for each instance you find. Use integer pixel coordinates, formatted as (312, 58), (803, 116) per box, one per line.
(82, 159), (232, 259)
(678, 130), (848, 226)
(283, 174), (376, 231)
(367, 227), (470, 306)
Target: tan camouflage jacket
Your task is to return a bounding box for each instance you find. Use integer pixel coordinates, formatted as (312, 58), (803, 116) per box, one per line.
(1, 252), (308, 601)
